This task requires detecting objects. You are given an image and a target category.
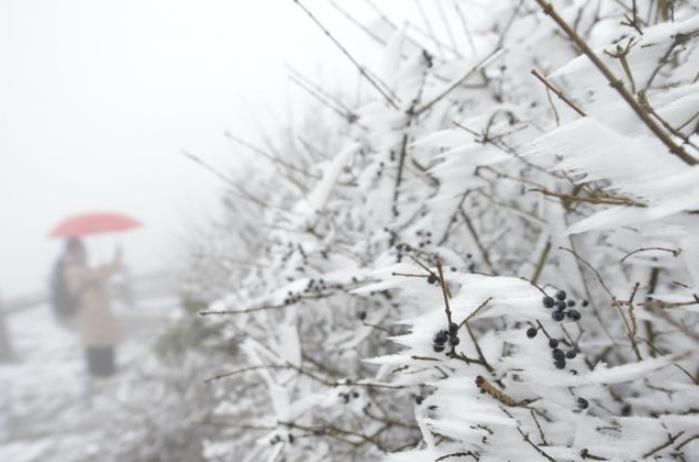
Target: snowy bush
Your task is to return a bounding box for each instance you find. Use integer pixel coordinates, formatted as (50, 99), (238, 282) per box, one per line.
(198, 1), (699, 461)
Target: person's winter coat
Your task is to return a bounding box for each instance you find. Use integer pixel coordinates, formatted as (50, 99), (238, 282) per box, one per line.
(63, 261), (121, 347)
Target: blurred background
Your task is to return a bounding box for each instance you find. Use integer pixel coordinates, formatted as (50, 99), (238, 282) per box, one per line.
(0, 1), (439, 460)
(1, 0), (395, 299)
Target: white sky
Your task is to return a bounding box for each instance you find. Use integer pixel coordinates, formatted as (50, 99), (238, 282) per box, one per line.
(0, 0), (422, 298)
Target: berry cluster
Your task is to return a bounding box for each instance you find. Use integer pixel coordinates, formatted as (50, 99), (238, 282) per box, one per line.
(542, 290), (582, 322)
(382, 227), (398, 247)
(269, 434), (294, 445)
(306, 278), (327, 292)
(577, 397), (589, 410)
(415, 229), (433, 248)
(524, 323), (589, 409)
(465, 253), (476, 273)
(284, 278), (350, 305)
(433, 322), (460, 352)
(339, 390), (360, 404)
(283, 291), (302, 306)
(279, 241), (312, 274)
(393, 242), (412, 263)
(375, 161), (385, 180)
(524, 326), (578, 370)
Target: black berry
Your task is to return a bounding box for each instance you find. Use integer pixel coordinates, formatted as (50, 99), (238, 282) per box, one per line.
(526, 327), (538, 338)
(427, 274), (438, 284)
(555, 300), (567, 310)
(434, 330), (449, 345)
(581, 300), (589, 307)
(357, 311), (367, 321)
(554, 359), (566, 369)
(566, 349), (577, 359)
(567, 299), (576, 307)
(548, 338), (559, 348)
(542, 296), (555, 308)
(415, 396), (424, 405)
(552, 310), (565, 321)
(433, 343), (445, 353)
(449, 335), (460, 346)
(449, 322), (459, 334)
(552, 349), (565, 361)
(556, 290), (567, 301)
(577, 397), (589, 409)
(567, 309), (582, 321)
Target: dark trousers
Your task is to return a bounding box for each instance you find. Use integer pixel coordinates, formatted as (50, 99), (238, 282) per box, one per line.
(85, 346), (116, 377)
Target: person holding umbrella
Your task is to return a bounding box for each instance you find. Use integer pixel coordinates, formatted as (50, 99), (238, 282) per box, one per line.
(50, 212), (141, 380)
(61, 238), (122, 377)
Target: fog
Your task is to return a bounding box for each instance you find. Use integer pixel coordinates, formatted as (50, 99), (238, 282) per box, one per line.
(3, 2), (697, 460)
(0, 0), (386, 298)
(0, 2), (447, 460)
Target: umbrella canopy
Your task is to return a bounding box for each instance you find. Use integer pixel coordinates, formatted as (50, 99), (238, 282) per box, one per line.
(50, 212), (142, 238)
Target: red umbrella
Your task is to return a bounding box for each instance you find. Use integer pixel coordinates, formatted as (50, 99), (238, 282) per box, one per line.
(50, 212), (142, 238)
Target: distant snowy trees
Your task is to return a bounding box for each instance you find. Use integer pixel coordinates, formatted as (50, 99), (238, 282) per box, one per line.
(193, 1), (699, 461)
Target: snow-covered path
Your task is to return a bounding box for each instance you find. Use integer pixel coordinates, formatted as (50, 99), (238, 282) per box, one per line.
(0, 298), (180, 461)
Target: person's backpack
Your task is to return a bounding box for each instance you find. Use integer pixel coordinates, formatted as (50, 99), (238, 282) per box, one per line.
(50, 259), (77, 319)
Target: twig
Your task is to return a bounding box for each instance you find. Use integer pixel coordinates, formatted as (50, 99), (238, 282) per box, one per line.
(461, 297), (493, 325)
(530, 188), (645, 207)
(535, 0), (698, 166)
(206, 362), (405, 389)
(644, 30), (699, 90)
(414, 47), (503, 115)
(292, 0), (399, 109)
(559, 246), (643, 360)
(638, 91), (699, 152)
(475, 376), (524, 407)
(460, 209), (497, 275)
(394, 132), (411, 204)
(434, 0), (459, 55)
(530, 409), (549, 445)
(288, 73), (358, 124)
(325, 0), (387, 46)
(604, 38), (637, 93)
(531, 239), (551, 285)
(530, 69), (586, 117)
(436, 260), (454, 330)
(676, 433), (699, 451)
(452, 0), (477, 55)
(435, 451), (479, 461)
(620, 246), (681, 263)
(628, 282), (641, 357)
(414, 0), (444, 58)
(580, 448), (609, 460)
(501, 408), (557, 462)
(199, 304), (285, 316)
(642, 431), (685, 458)
(225, 131), (320, 180)
(182, 150), (273, 210)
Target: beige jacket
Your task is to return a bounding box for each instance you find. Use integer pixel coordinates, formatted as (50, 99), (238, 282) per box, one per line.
(64, 261), (121, 347)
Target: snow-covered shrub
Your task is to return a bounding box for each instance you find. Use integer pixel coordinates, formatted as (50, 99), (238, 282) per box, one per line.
(198, 1), (699, 461)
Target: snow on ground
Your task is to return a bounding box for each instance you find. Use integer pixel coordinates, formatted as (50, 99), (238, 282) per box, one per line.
(0, 297), (180, 461)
